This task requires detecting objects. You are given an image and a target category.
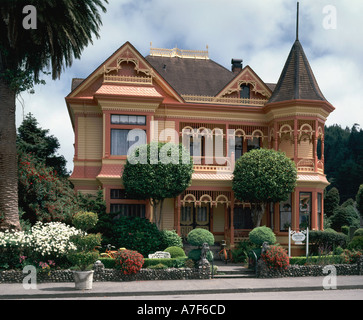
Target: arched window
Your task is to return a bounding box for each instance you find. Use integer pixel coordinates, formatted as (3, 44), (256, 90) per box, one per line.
(240, 84), (250, 99)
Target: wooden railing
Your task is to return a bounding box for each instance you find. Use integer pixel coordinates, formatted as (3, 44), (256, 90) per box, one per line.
(192, 156), (234, 173)
(103, 74), (153, 85)
(182, 94), (267, 106)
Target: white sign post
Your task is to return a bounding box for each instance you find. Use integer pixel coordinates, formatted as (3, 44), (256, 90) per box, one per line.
(288, 227), (309, 257)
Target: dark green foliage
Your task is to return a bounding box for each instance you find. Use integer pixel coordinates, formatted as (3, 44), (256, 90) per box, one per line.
(356, 185), (363, 218)
(232, 149), (297, 227)
(123, 142), (193, 229)
(354, 229), (363, 237)
(188, 249), (214, 262)
(324, 187), (340, 217)
(308, 230), (347, 255)
(231, 240), (255, 263)
(187, 228), (215, 247)
(348, 236), (363, 251)
(160, 230), (183, 249)
(324, 124), (363, 203)
(249, 226), (276, 246)
(330, 206), (360, 231)
(17, 113), (68, 177)
(110, 216), (163, 257)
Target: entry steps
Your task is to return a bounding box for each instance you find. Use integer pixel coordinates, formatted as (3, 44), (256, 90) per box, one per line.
(212, 261), (256, 279)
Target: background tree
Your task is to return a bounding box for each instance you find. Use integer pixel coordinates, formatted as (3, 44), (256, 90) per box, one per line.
(232, 148), (297, 228)
(122, 142), (193, 230)
(356, 184), (363, 218)
(17, 113), (68, 177)
(324, 187), (340, 217)
(0, 0), (108, 230)
(324, 124), (363, 203)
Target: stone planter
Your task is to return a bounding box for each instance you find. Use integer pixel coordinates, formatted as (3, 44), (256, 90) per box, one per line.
(73, 270), (94, 290)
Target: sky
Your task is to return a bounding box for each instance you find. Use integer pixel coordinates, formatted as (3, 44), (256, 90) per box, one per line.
(15, 0), (363, 173)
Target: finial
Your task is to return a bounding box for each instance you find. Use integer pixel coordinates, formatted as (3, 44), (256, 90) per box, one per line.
(296, 2), (300, 41)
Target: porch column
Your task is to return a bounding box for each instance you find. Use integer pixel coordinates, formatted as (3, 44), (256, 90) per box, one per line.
(230, 193), (235, 247)
(224, 203), (229, 241)
(293, 190), (299, 231)
(311, 192), (318, 230)
(174, 196), (181, 235)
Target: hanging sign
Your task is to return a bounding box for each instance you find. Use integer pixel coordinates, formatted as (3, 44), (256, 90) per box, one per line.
(288, 227), (309, 257)
(291, 232), (306, 245)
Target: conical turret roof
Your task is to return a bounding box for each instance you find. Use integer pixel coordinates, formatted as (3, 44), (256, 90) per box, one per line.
(268, 40), (327, 104)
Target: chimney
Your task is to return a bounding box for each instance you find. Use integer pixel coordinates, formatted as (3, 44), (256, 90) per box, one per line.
(231, 59), (243, 74)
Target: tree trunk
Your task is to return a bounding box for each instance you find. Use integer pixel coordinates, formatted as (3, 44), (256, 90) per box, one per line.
(252, 202), (266, 228)
(157, 199), (164, 231)
(0, 76), (21, 231)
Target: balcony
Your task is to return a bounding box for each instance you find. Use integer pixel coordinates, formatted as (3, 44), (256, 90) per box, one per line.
(192, 156), (234, 173)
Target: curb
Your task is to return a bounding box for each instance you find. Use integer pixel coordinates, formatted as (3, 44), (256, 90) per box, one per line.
(1, 284), (363, 300)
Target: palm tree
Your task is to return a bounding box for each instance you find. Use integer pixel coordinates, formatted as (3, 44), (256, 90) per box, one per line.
(0, 0), (108, 230)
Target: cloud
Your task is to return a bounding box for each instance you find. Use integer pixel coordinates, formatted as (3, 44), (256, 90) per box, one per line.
(16, 0), (363, 172)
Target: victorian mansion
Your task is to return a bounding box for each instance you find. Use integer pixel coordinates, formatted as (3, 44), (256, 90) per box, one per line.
(65, 35), (334, 249)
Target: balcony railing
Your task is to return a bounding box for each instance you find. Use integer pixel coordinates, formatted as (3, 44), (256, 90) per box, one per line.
(103, 74), (153, 85)
(182, 95), (268, 106)
(192, 156), (234, 173)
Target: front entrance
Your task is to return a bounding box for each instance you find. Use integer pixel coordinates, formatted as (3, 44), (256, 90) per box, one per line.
(180, 203), (210, 238)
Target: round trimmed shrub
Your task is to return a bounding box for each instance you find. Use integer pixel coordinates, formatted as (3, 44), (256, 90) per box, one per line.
(72, 211), (98, 232)
(187, 228), (214, 247)
(114, 249), (144, 275)
(161, 230), (183, 249)
(164, 246), (186, 258)
(249, 226), (276, 246)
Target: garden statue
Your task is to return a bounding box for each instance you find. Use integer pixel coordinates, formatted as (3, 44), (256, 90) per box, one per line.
(199, 242), (210, 268)
(261, 241), (270, 254)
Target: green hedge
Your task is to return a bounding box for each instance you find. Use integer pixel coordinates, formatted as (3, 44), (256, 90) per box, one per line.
(98, 257), (188, 269)
(289, 255), (344, 265)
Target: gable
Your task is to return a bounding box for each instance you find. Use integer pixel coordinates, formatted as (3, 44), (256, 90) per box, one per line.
(216, 66), (272, 101)
(66, 42), (183, 103)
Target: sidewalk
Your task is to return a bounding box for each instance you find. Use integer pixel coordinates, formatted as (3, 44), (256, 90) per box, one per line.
(1, 275), (362, 299)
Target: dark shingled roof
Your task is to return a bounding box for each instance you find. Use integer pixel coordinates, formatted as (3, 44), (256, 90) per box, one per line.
(268, 40), (327, 104)
(145, 55), (236, 96)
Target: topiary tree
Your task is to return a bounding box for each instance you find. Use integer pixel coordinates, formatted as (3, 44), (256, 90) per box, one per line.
(123, 142), (193, 230)
(232, 149), (297, 227)
(187, 228), (215, 247)
(249, 226), (276, 246)
(164, 246), (186, 258)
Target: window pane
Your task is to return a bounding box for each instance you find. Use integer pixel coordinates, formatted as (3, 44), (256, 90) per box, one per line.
(280, 194), (292, 231)
(240, 85), (250, 99)
(299, 192), (311, 230)
(137, 116), (146, 125)
(111, 115), (120, 124)
(234, 207), (253, 229)
(128, 115), (137, 124)
(111, 129), (129, 155)
(235, 136), (243, 160)
(120, 115), (129, 124)
(110, 204), (145, 218)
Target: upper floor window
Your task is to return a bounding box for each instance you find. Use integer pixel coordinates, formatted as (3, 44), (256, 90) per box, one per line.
(240, 84), (250, 99)
(111, 114), (146, 125)
(111, 129), (146, 156)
